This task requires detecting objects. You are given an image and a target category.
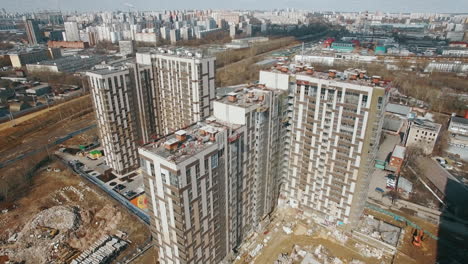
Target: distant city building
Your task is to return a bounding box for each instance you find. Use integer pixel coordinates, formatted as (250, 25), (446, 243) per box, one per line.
(169, 29), (180, 44)
(229, 24), (236, 38)
(119, 40), (136, 56)
(27, 55), (106, 73)
(8, 48), (58, 68)
(47, 41), (89, 49)
(25, 19), (43, 45)
(135, 32), (158, 44)
(64, 21), (81, 42)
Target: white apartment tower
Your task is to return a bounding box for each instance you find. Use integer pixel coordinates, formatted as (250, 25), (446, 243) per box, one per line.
(260, 67), (387, 225)
(64, 21), (80, 42)
(136, 49), (216, 135)
(139, 85), (288, 264)
(87, 65), (140, 175)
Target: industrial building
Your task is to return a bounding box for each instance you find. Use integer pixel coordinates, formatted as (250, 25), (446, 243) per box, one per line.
(27, 55), (106, 73)
(25, 19), (43, 45)
(8, 48), (60, 68)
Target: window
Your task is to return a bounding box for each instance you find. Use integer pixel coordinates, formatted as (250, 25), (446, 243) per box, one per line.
(211, 153), (218, 169)
(195, 164), (200, 178)
(169, 173), (179, 187)
(150, 163), (155, 177)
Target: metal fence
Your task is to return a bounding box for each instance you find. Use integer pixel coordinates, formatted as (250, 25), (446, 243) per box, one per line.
(56, 156), (150, 224)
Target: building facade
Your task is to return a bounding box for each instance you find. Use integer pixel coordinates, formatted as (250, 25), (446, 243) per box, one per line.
(64, 21), (81, 42)
(405, 119), (441, 154)
(25, 19), (43, 45)
(260, 67), (387, 225)
(87, 64), (141, 175)
(139, 84), (288, 264)
(136, 50), (216, 135)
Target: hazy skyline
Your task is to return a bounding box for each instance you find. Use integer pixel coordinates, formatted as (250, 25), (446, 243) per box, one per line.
(1, 0), (468, 13)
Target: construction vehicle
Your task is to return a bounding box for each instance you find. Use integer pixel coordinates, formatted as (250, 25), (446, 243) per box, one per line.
(412, 228), (424, 247)
(37, 226), (59, 239)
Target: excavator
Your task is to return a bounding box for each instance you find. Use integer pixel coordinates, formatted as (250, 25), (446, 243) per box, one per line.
(412, 228), (425, 247)
(37, 226), (59, 239)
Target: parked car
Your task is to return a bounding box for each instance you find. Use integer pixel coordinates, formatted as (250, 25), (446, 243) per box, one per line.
(375, 187), (384, 193)
(435, 157), (447, 165)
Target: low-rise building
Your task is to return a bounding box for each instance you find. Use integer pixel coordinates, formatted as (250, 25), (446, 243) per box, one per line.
(25, 83), (51, 96)
(405, 119), (441, 154)
(8, 48), (58, 68)
(448, 116), (468, 148)
(26, 55), (107, 73)
(442, 48), (468, 57)
(48, 41), (90, 49)
(388, 145), (406, 173)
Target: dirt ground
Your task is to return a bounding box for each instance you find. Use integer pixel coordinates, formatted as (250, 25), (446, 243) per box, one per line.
(133, 247), (159, 263)
(0, 95), (95, 162)
(0, 160), (150, 263)
(363, 208), (438, 264)
(234, 208), (391, 264)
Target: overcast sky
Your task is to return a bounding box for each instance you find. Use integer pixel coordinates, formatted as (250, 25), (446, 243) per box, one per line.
(1, 0), (468, 13)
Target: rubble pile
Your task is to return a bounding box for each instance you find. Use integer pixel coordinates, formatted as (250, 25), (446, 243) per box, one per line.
(274, 253), (292, 264)
(328, 230), (349, 243)
(358, 216), (401, 246)
(52, 186), (85, 205)
(28, 206), (79, 231)
(1, 206), (81, 264)
(355, 243), (384, 259)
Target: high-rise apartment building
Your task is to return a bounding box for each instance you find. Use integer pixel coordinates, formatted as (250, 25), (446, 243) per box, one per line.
(260, 67), (387, 225)
(25, 19), (43, 45)
(64, 21), (81, 42)
(136, 49), (216, 135)
(87, 49), (216, 175)
(139, 85), (288, 264)
(87, 59), (160, 175)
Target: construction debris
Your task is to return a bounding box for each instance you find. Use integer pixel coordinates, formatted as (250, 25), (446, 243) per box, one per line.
(354, 243), (384, 259)
(71, 235), (128, 264)
(358, 216), (401, 246)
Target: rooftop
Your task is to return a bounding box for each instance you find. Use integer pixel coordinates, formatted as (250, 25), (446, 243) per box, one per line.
(392, 145), (406, 159)
(137, 47), (212, 60)
(386, 103), (411, 116)
(142, 121), (231, 164)
(266, 64), (390, 88)
(216, 83), (283, 109)
(410, 119), (442, 132)
(451, 116), (468, 125)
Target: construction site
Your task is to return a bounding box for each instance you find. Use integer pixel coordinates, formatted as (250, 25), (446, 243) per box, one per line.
(0, 94), (152, 263)
(0, 159), (150, 263)
(230, 201), (446, 264)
